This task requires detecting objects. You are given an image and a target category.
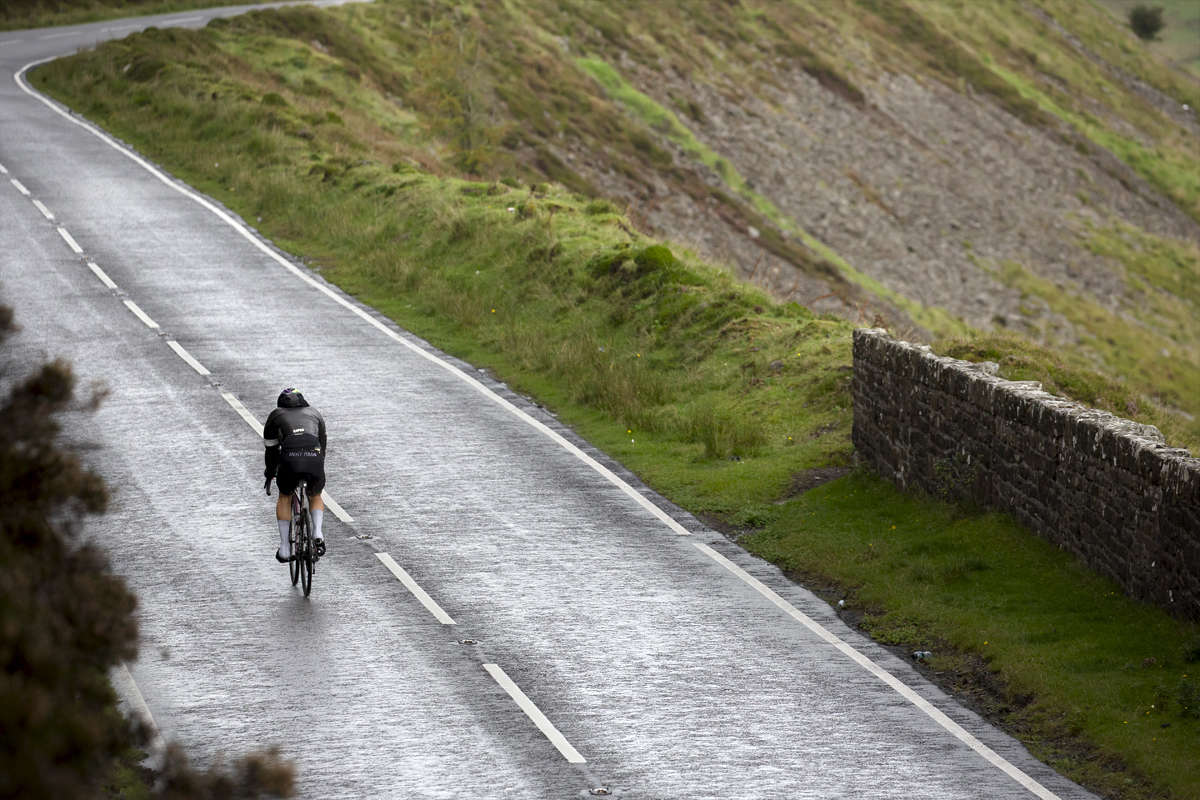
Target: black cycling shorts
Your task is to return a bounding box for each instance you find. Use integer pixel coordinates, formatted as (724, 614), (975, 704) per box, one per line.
(276, 449), (325, 496)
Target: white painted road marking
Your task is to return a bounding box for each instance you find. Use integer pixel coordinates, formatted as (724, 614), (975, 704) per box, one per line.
(87, 261), (119, 290)
(221, 391), (265, 435)
(691, 541), (1063, 800)
(57, 225), (82, 253)
(321, 494), (353, 523)
(375, 553), (456, 625)
(219, 392), (353, 523)
(159, 16), (204, 24)
(32, 198), (55, 219)
(123, 299), (159, 329)
(10, 177), (30, 195)
(0, 40), (22, 48)
(0, 162), (8, 173)
(16, 57), (690, 537)
(111, 663), (165, 761)
(483, 663), (586, 764)
(166, 340), (210, 375)
(39, 31), (82, 40)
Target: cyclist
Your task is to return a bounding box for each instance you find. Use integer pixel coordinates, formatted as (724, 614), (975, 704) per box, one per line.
(263, 388), (327, 563)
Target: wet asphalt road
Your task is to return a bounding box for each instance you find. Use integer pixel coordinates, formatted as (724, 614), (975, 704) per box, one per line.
(1, 8), (1100, 799)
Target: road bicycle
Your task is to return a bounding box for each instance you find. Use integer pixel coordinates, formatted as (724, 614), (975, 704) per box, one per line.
(289, 479), (318, 596)
(266, 474), (319, 596)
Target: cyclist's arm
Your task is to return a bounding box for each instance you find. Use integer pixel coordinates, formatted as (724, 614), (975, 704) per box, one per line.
(318, 414), (327, 455)
(263, 410), (281, 477)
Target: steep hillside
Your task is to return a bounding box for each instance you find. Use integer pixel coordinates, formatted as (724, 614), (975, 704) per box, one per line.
(34, 0), (1198, 431)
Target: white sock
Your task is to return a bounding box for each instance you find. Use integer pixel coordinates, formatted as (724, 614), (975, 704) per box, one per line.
(311, 509), (324, 541)
(277, 519), (291, 558)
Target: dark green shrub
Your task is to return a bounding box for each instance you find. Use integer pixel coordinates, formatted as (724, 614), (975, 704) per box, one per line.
(1129, 5), (1165, 41)
(584, 198), (620, 215)
(262, 92), (289, 107)
(126, 56), (165, 82)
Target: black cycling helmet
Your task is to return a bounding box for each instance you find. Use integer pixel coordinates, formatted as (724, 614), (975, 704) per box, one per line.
(277, 388), (308, 408)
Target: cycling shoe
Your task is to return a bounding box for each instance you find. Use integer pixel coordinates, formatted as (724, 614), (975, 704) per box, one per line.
(276, 549), (294, 563)
(315, 538), (326, 558)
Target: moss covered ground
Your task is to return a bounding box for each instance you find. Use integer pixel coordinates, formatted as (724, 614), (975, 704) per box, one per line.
(25, 2), (1200, 796)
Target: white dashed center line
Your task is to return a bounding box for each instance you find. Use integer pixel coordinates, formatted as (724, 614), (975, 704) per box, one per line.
(166, 340), (210, 375)
(39, 31), (81, 40)
(87, 261), (119, 290)
(483, 663), (586, 764)
(11, 178), (30, 195)
(0, 162), (9, 173)
(32, 199), (55, 219)
(57, 226), (83, 253)
(374, 553), (456, 624)
(321, 495), (352, 523)
(122, 299), (159, 329)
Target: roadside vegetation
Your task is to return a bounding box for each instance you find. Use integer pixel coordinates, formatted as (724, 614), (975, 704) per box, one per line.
(23, 1), (1200, 797)
(0, 0), (245, 31)
(0, 306), (296, 799)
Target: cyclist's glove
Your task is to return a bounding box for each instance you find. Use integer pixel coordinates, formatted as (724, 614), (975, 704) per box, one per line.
(264, 475), (272, 496)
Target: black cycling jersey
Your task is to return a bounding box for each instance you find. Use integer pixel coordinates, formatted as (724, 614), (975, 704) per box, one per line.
(264, 405), (327, 480)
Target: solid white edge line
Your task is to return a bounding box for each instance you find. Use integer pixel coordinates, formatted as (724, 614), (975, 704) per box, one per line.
(32, 198), (55, 219)
(374, 553), (455, 625)
(166, 340), (211, 375)
(11, 177), (30, 195)
(57, 225), (82, 252)
(14, 57), (691, 538)
(110, 663), (165, 759)
(123, 299), (159, 329)
(482, 663), (586, 764)
(218, 392), (352, 522)
(87, 261), (119, 290)
(691, 541), (1062, 800)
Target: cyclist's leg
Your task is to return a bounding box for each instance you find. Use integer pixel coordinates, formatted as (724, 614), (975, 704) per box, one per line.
(274, 456), (301, 561)
(306, 456), (327, 553)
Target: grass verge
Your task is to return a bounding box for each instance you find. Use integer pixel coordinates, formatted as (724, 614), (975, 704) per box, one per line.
(28, 6), (1200, 797)
(745, 469), (1200, 800)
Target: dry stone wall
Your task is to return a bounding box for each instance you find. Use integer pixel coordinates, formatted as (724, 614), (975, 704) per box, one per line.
(852, 328), (1200, 620)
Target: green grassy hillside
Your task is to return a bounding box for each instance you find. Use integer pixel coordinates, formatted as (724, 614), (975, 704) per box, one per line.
(25, 2), (1200, 796)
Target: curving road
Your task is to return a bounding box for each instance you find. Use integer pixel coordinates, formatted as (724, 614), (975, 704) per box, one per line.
(0, 7), (1098, 799)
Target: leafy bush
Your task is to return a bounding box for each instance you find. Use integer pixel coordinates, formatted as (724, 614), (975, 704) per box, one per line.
(1128, 5), (1166, 41)
(0, 306), (296, 799)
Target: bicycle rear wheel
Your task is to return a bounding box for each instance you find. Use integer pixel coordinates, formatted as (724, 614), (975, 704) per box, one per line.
(299, 510), (313, 597)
